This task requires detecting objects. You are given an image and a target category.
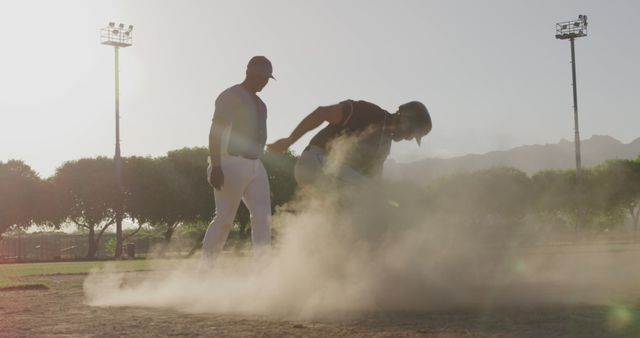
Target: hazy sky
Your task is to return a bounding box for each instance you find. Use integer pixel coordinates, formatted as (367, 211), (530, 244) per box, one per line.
(1, 0), (639, 178)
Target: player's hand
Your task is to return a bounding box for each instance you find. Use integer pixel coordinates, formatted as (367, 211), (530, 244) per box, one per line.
(267, 138), (292, 155)
(209, 165), (224, 190)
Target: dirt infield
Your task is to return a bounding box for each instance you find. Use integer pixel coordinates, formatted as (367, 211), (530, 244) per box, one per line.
(1, 272), (639, 337)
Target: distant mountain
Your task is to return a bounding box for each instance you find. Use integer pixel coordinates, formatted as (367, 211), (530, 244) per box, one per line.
(386, 135), (640, 184)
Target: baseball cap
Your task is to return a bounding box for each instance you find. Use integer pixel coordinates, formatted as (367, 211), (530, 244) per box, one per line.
(247, 56), (275, 80)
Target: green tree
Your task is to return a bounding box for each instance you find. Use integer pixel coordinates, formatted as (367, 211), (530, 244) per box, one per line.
(0, 160), (43, 236)
(166, 147), (214, 224)
(532, 167), (624, 234)
(52, 157), (118, 259)
(595, 159), (640, 237)
(123, 155), (196, 252)
(531, 169), (576, 230)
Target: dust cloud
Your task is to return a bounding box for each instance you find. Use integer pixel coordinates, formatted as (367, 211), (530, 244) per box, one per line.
(84, 137), (640, 318)
(84, 185), (640, 318)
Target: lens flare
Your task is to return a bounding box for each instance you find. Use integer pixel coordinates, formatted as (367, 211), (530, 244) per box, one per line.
(607, 304), (634, 333)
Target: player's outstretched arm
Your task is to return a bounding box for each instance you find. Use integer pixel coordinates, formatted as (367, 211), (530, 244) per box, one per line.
(267, 104), (343, 154)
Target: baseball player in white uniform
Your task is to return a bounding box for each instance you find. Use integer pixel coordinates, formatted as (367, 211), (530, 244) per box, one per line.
(201, 56), (275, 266)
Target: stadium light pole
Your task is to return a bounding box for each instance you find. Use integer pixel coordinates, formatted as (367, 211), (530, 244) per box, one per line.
(101, 22), (133, 258)
(556, 15), (588, 232)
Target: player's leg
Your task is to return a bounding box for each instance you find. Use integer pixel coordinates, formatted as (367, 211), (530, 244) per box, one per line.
(294, 145), (325, 187)
(329, 161), (369, 186)
(201, 157), (251, 264)
(242, 160), (272, 256)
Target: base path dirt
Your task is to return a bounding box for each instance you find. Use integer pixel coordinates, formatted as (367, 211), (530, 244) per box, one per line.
(0, 273), (638, 337)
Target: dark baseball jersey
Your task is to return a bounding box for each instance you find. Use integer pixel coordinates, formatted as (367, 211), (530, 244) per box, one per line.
(309, 100), (392, 176)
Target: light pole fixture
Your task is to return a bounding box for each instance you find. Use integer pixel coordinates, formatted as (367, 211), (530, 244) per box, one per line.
(101, 22), (133, 258)
(556, 14), (588, 231)
(101, 22), (133, 47)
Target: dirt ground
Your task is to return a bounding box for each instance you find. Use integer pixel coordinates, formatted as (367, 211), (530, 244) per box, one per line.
(1, 273), (639, 337)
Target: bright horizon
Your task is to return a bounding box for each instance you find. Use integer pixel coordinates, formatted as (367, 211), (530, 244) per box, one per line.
(1, 0), (639, 178)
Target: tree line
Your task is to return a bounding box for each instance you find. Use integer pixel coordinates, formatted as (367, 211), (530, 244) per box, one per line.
(0, 148), (296, 258)
(2, 149), (640, 258)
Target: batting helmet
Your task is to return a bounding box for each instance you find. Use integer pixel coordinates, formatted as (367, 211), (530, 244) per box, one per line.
(398, 101), (432, 146)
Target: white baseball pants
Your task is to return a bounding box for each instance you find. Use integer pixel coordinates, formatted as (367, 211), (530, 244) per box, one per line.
(201, 155), (271, 263)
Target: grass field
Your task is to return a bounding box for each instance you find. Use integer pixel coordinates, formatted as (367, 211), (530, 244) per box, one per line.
(0, 259), (175, 288)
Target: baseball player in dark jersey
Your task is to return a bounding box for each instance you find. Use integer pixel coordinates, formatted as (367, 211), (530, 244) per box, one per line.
(268, 100), (431, 187)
